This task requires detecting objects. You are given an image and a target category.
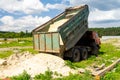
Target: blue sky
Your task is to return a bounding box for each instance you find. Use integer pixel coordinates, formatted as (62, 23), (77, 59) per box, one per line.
(0, 0), (120, 32)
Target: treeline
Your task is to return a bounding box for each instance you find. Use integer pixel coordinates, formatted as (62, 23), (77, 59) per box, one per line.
(0, 31), (32, 38)
(89, 27), (120, 37)
(0, 27), (120, 38)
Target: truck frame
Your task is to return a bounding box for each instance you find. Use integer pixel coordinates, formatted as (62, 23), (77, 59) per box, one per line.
(32, 5), (101, 62)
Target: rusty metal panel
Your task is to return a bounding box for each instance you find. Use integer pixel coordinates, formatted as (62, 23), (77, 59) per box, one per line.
(45, 33), (52, 52)
(39, 34), (45, 51)
(52, 33), (60, 53)
(33, 34), (39, 50)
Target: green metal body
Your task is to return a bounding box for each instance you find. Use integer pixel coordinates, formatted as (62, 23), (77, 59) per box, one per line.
(32, 5), (89, 54)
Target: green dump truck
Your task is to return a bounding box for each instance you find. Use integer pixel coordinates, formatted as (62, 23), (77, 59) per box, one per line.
(32, 5), (101, 62)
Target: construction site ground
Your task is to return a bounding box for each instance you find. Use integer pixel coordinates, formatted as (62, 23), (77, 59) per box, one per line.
(0, 37), (120, 79)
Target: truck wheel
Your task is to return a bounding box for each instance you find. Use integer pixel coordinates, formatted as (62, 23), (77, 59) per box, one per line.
(80, 48), (88, 60)
(71, 47), (81, 62)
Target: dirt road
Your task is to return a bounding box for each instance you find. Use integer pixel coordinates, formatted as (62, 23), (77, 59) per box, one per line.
(0, 46), (32, 51)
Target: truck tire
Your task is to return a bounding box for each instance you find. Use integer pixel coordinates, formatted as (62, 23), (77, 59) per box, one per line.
(71, 47), (81, 62)
(80, 48), (88, 60)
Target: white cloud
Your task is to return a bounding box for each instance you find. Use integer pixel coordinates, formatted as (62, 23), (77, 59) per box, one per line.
(89, 8), (120, 27)
(65, 0), (120, 27)
(89, 8), (120, 21)
(0, 15), (51, 32)
(0, 16), (14, 25)
(0, 0), (48, 14)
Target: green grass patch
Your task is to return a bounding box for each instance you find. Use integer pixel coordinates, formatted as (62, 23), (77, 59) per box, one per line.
(34, 69), (53, 80)
(65, 60), (77, 69)
(101, 63), (120, 80)
(0, 40), (32, 48)
(0, 48), (38, 59)
(55, 71), (93, 80)
(10, 71), (31, 80)
(2, 70), (93, 80)
(0, 50), (13, 58)
(12, 70), (93, 80)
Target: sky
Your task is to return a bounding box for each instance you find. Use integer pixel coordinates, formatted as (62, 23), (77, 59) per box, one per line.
(0, 0), (120, 32)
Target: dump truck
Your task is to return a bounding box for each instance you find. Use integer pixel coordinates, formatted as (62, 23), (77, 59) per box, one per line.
(32, 5), (101, 62)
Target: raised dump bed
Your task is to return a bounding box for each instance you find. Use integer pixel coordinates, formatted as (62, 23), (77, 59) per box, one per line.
(32, 5), (89, 54)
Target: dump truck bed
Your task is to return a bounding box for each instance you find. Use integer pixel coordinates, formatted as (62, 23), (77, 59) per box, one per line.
(33, 5), (89, 54)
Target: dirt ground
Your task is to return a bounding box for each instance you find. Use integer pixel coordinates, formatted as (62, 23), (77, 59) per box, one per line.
(101, 38), (120, 50)
(0, 46), (32, 51)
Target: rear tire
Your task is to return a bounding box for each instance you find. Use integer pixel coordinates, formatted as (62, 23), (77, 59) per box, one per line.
(71, 47), (81, 62)
(80, 48), (88, 60)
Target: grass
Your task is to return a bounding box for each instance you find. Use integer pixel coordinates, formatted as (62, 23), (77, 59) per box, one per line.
(1, 38), (120, 80)
(55, 71), (93, 80)
(19, 48), (38, 54)
(64, 43), (120, 80)
(34, 69), (53, 80)
(101, 63), (120, 80)
(3, 70), (93, 80)
(0, 37), (37, 58)
(65, 43), (120, 69)
(0, 38), (33, 48)
(0, 50), (13, 58)
(10, 71), (31, 80)
(0, 48), (38, 59)
(2, 64), (120, 80)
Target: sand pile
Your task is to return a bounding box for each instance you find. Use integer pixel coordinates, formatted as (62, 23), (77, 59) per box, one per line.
(0, 52), (75, 78)
(48, 19), (68, 32)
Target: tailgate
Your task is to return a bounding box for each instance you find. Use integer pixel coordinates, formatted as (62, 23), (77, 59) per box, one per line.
(33, 32), (60, 53)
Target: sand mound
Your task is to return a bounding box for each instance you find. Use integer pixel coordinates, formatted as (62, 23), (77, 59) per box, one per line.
(0, 52), (75, 78)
